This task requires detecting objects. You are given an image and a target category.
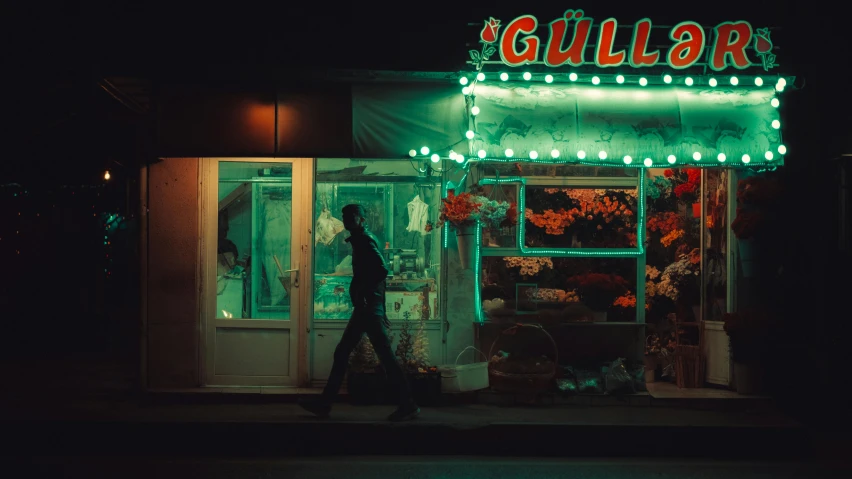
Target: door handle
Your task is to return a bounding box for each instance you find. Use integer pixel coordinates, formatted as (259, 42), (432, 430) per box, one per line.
(284, 268), (300, 287)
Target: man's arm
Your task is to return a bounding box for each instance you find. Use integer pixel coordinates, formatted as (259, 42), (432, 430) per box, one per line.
(362, 236), (390, 287)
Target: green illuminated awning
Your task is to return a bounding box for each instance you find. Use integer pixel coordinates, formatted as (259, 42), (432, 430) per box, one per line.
(468, 83), (785, 168)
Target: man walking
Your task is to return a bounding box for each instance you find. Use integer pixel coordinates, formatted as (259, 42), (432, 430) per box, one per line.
(300, 204), (420, 421)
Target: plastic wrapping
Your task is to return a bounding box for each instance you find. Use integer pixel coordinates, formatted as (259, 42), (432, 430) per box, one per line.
(575, 368), (604, 394)
(557, 367), (579, 395)
(605, 358), (634, 394)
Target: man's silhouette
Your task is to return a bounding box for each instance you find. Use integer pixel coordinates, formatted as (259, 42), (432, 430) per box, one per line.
(300, 204), (419, 421)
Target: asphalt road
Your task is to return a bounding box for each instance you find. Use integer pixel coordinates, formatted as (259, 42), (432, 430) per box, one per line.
(7, 456), (850, 479)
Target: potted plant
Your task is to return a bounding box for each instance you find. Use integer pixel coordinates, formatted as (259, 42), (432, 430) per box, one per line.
(723, 310), (770, 394)
(347, 336), (388, 405)
(731, 174), (781, 278)
(644, 332), (676, 383)
(437, 192), (482, 269)
(565, 273), (629, 321)
(392, 319), (441, 405)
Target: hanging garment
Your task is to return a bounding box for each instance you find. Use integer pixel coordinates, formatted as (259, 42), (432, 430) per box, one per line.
(406, 195), (430, 235)
(261, 197), (292, 306)
(315, 208), (345, 245)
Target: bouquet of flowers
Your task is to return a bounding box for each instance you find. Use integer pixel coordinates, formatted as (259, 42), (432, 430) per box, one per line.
(730, 175), (780, 240)
(566, 273), (629, 311)
(473, 196), (514, 229)
(665, 168), (701, 205)
(653, 249), (700, 301)
(436, 192), (482, 228)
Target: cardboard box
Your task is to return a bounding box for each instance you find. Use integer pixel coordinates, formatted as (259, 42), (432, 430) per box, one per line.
(386, 291), (425, 320)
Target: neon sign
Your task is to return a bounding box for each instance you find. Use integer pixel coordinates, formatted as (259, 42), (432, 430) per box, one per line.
(470, 10), (777, 72)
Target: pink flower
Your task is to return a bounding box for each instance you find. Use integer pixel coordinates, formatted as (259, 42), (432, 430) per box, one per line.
(480, 18), (501, 44)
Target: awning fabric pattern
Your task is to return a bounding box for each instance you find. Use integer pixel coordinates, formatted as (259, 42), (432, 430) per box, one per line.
(467, 83), (783, 167)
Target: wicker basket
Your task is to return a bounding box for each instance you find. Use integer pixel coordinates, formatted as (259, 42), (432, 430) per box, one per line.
(488, 323), (558, 394)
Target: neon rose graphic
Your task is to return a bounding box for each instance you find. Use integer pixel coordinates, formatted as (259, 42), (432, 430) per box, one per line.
(753, 28), (777, 71)
(480, 17), (501, 44)
(469, 18), (500, 71)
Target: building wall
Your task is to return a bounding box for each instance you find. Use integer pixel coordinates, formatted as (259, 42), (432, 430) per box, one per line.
(145, 158), (201, 388)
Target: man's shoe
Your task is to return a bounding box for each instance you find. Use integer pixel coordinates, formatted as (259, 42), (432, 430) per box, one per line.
(298, 398), (331, 418)
(388, 403), (420, 422)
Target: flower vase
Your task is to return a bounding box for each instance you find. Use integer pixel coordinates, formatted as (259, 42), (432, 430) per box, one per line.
(643, 356), (657, 383)
(738, 238), (756, 278)
(692, 202), (701, 218)
(455, 224), (477, 270)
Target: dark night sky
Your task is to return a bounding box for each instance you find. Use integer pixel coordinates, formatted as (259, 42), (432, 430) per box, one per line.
(2, 1), (849, 184)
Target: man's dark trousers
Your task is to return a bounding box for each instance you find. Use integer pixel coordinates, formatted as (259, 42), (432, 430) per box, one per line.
(321, 307), (412, 405)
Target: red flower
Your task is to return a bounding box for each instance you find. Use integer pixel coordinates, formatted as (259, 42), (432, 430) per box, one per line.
(753, 29), (773, 54)
(663, 169), (673, 178)
(480, 18), (501, 44)
(501, 202), (518, 228)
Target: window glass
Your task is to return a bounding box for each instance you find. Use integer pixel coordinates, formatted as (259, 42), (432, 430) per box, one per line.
(644, 168), (702, 342)
(481, 257), (638, 322)
(703, 170), (729, 322)
(216, 162), (293, 320)
(523, 185), (639, 249)
(313, 159), (442, 321)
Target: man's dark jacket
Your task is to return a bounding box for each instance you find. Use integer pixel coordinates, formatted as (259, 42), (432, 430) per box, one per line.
(345, 229), (389, 316)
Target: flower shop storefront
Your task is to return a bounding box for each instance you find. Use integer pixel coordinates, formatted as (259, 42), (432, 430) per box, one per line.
(418, 9), (791, 395)
(141, 9), (791, 398)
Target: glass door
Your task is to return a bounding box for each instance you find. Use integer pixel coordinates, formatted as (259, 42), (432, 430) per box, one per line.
(202, 158), (313, 386)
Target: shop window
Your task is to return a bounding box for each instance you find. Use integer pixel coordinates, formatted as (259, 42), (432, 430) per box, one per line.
(313, 159), (442, 321)
(216, 162), (294, 320)
(703, 170), (729, 322)
(489, 162), (639, 178)
(643, 167), (702, 339)
(481, 256), (638, 323)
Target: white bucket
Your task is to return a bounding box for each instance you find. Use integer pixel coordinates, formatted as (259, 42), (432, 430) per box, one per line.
(438, 346), (489, 393)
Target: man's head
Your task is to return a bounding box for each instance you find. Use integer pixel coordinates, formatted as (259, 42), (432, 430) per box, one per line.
(342, 204), (367, 233)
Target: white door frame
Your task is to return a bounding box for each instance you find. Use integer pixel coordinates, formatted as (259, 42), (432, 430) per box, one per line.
(199, 157), (314, 387)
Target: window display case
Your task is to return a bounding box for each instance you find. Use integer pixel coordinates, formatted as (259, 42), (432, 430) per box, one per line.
(313, 159), (443, 321)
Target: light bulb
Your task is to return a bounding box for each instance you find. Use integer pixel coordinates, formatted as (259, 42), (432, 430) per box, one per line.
(717, 153), (726, 162)
(663, 74), (672, 84)
(685, 77), (694, 86)
(623, 155), (633, 165)
(477, 72), (485, 81)
(409, 149), (417, 157)
(755, 77), (764, 86)
(465, 130), (475, 139)
(577, 150), (586, 159)
(420, 146), (430, 155)
(778, 144), (787, 155)
(471, 106), (480, 116)
(730, 76), (739, 86)
(500, 72), (509, 81)
(667, 155), (677, 164)
(771, 119), (781, 129)
(598, 150), (607, 160)
(742, 154), (751, 164)
(430, 154), (440, 163)
(643, 158), (653, 167)
(455, 154), (465, 164)
(616, 75), (625, 84)
(777, 78), (787, 87)
(775, 83), (784, 92)
(693, 152), (701, 161)
(545, 74), (553, 83)
(569, 73), (578, 81)
(477, 149), (487, 159)
(529, 151), (539, 159)
(771, 98), (780, 108)
(765, 151), (774, 160)
(639, 77), (648, 86)
(709, 78), (718, 87)
(551, 149), (560, 158)
(459, 77), (469, 85)
(505, 148), (514, 157)
(462, 86), (471, 95)
(523, 72), (531, 80)
(104, 171), (111, 180)
(449, 150), (457, 160)
(591, 76), (600, 85)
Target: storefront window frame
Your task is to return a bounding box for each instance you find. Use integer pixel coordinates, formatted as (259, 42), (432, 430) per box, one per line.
(473, 173), (648, 323)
